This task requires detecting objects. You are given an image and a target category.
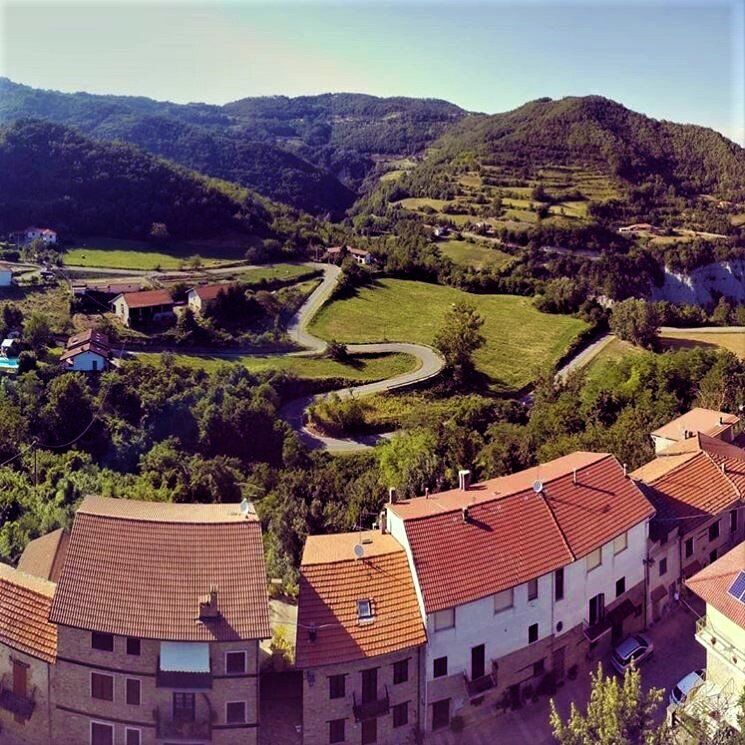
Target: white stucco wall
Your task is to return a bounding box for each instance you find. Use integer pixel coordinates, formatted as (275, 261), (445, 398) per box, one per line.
(68, 350), (108, 372)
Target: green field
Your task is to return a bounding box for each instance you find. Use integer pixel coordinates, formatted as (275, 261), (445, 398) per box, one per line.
(438, 240), (512, 270)
(659, 330), (745, 358)
(582, 337), (650, 386)
(236, 263), (319, 286)
(310, 279), (588, 391)
(65, 237), (247, 270)
(136, 351), (418, 380)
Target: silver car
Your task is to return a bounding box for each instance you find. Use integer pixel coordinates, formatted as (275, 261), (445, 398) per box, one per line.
(611, 633), (654, 674)
(669, 669), (706, 707)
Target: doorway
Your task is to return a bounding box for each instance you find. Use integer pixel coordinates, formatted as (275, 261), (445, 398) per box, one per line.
(471, 644), (486, 680)
(552, 647), (566, 682)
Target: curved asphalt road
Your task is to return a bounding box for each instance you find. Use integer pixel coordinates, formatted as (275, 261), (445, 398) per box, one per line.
(281, 263), (445, 452)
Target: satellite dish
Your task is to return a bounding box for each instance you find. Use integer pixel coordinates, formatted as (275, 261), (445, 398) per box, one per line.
(532, 480), (544, 494)
(353, 543), (365, 559)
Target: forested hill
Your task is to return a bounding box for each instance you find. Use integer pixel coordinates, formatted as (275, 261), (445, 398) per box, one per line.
(0, 119), (276, 240)
(0, 79), (465, 213)
(421, 96), (745, 200)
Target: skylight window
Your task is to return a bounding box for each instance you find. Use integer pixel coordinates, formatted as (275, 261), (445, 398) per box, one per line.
(357, 599), (374, 622)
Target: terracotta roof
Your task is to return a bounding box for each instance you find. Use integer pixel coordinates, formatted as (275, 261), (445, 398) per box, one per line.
(651, 408), (739, 443)
(67, 329), (110, 350)
(88, 282), (143, 295)
(296, 531), (426, 668)
(0, 563), (57, 663)
(17, 528), (69, 582)
(49, 496), (270, 641)
(687, 544), (745, 630)
(189, 283), (232, 302)
(389, 452), (654, 614)
(632, 434), (745, 536)
(60, 342), (111, 363)
(115, 289), (173, 309)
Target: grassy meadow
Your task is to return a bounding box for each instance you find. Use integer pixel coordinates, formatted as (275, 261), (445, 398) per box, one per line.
(438, 239), (512, 269)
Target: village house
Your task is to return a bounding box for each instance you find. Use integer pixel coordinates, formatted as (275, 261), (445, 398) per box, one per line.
(324, 246), (375, 267)
(0, 563), (57, 745)
(10, 495), (271, 745)
(17, 227), (57, 245)
(384, 452), (655, 733)
(632, 433), (745, 625)
(617, 223), (661, 236)
(187, 283), (233, 315)
(60, 329), (112, 372)
(295, 530), (426, 745)
(650, 407), (740, 454)
(685, 545), (745, 733)
(111, 289), (174, 328)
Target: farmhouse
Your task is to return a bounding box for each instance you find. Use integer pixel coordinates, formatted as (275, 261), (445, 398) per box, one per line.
(384, 452), (654, 732)
(296, 530), (426, 745)
(60, 329), (112, 371)
(325, 245), (376, 266)
(18, 227), (58, 244)
(111, 288), (174, 327)
(650, 407), (740, 454)
(618, 223), (661, 235)
(187, 283), (233, 315)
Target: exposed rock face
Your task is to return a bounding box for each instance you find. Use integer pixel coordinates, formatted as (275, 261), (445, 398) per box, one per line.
(651, 261), (745, 305)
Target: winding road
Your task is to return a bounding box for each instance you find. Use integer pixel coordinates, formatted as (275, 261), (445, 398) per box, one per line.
(281, 263), (445, 452)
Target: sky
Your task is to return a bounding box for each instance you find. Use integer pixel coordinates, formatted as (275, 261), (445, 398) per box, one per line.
(0, 0), (743, 144)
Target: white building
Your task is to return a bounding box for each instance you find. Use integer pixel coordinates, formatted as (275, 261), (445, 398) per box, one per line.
(22, 227), (57, 244)
(384, 452), (655, 732)
(649, 407), (739, 454)
(0, 264), (12, 287)
(59, 329), (112, 372)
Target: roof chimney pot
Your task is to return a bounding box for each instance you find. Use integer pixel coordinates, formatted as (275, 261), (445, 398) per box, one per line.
(388, 487), (397, 504)
(198, 586), (220, 621)
(459, 469), (471, 491)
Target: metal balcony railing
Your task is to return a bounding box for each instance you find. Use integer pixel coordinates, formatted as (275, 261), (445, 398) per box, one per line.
(352, 686), (390, 721)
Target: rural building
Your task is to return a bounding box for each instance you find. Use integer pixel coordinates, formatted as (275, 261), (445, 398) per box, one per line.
(650, 407), (740, 454)
(632, 433), (745, 625)
(18, 227), (57, 245)
(1, 338), (19, 358)
(685, 545), (745, 731)
(111, 289), (174, 327)
(295, 530), (426, 745)
(17, 527), (69, 583)
(324, 245), (375, 266)
(41, 495), (271, 745)
(60, 329), (112, 372)
(187, 283), (233, 315)
(384, 452), (654, 733)
(0, 263), (13, 287)
(617, 223), (661, 235)
(0, 563), (57, 745)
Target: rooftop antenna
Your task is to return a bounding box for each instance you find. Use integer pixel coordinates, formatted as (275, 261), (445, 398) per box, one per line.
(353, 543), (365, 560)
(240, 498), (255, 519)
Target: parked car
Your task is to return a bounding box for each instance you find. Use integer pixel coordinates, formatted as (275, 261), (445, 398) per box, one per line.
(670, 669), (706, 707)
(611, 634), (654, 674)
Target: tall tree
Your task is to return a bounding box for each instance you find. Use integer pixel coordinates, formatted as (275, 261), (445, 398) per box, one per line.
(433, 301), (485, 385)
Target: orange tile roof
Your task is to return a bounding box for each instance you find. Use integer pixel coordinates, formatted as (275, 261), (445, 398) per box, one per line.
(687, 544), (745, 630)
(189, 283), (233, 302)
(17, 528), (69, 582)
(49, 496), (270, 642)
(296, 531), (426, 668)
(632, 434), (745, 536)
(0, 563), (57, 663)
(117, 289), (173, 309)
(651, 407), (739, 443)
(389, 452), (654, 614)
(66, 329), (110, 350)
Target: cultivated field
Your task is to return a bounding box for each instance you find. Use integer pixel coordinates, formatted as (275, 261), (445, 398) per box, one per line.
(438, 239), (512, 269)
(309, 278), (588, 391)
(659, 329), (745, 358)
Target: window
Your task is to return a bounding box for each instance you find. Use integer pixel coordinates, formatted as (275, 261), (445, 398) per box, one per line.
(527, 578), (538, 601)
(433, 656), (448, 678)
(685, 538), (694, 558)
(329, 718), (345, 744)
(393, 659), (409, 685)
(589, 593), (605, 626)
(91, 632), (114, 652)
(173, 693), (195, 723)
(125, 729), (141, 745)
(432, 699), (450, 730)
(586, 548), (602, 571)
(433, 607), (455, 631)
(125, 678), (141, 706)
(226, 701), (246, 724)
(555, 568), (565, 601)
(357, 599), (374, 622)
(126, 637), (140, 656)
(392, 701), (409, 728)
(709, 521), (720, 541)
(710, 549), (718, 564)
(329, 674), (345, 699)
(90, 722), (114, 745)
(361, 668), (378, 703)
(528, 623), (539, 644)
(533, 659), (545, 677)
(361, 717), (377, 745)
(494, 588), (513, 613)
(731, 510), (739, 533)
(659, 557), (668, 576)
(91, 672), (114, 701)
(613, 531), (628, 555)
(226, 651), (247, 674)
(615, 576), (626, 597)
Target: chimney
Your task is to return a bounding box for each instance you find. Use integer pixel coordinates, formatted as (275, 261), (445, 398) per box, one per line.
(721, 462), (727, 475)
(425, 487), (430, 499)
(462, 506), (470, 523)
(388, 487), (397, 504)
(458, 469), (471, 491)
(623, 463), (628, 478)
(379, 510), (387, 534)
(198, 586), (220, 621)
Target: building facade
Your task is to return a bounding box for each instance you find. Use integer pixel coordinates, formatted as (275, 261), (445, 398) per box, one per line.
(111, 290), (174, 328)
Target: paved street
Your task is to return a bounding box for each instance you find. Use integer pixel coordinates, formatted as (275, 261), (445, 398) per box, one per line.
(429, 602), (705, 744)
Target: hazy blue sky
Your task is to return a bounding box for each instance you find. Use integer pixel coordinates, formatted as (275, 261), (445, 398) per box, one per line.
(1, 0), (743, 143)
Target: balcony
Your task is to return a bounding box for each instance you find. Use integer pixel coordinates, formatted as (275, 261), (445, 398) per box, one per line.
(464, 661), (498, 698)
(0, 675), (35, 720)
(155, 666), (212, 689)
(582, 616), (612, 642)
(695, 615), (745, 673)
(352, 686), (390, 721)
(154, 705), (213, 740)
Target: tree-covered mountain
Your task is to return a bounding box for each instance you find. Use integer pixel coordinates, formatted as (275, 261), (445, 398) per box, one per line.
(409, 96), (745, 200)
(0, 119), (275, 240)
(0, 79), (465, 213)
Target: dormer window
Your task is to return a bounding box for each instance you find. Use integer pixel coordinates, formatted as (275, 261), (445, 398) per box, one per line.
(357, 599), (374, 622)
